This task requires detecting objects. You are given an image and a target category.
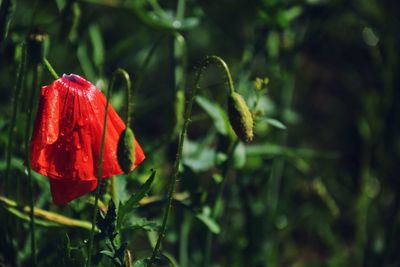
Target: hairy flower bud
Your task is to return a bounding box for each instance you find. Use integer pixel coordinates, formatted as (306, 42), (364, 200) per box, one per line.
(117, 127), (136, 174)
(227, 92), (254, 143)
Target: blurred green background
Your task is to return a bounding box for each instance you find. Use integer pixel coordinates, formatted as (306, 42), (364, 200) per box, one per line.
(0, 0), (399, 266)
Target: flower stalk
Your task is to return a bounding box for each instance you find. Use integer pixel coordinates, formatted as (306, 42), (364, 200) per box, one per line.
(149, 55), (246, 265)
(86, 68), (132, 267)
(24, 62), (42, 267)
(43, 58), (59, 79)
(0, 0), (15, 42)
(5, 43), (27, 196)
(86, 72), (116, 267)
(25, 28), (48, 266)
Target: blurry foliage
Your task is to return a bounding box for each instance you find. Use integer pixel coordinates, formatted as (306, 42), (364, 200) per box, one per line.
(1, 0), (400, 266)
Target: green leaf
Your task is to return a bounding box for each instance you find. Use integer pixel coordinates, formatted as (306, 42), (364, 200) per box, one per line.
(127, 1), (199, 31)
(285, 6), (302, 23)
(195, 207), (220, 234)
(212, 173), (223, 184)
(263, 118), (287, 129)
(133, 259), (147, 267)
(97, 199), (117, 239)
(117, 170), (156, 230)
(77, 42), (96, 81)
(196, 96), (230, 135)
(89, 23), (105, 70)
(123, 218), (160, 232)
(114, 242), (128, 267)
(182, 137), (216, 172)
(99, 250), (115, 259)
(233, 141), (246, 168)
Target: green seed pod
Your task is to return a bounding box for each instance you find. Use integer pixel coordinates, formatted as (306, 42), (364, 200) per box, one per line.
(227, 92), (254, 143)
(26, 28), (49, 65)
(117, 127), (136, 174)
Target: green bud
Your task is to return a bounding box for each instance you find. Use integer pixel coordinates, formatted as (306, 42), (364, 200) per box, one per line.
(26, 28), (49, 65)
(117, 127), (136, 174)
(227, 92), (254, 143)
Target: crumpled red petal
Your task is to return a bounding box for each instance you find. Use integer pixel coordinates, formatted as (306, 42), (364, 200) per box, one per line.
(30, 74), (145, 205)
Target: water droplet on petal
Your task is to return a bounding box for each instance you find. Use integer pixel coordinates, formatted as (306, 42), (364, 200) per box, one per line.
(83, 155), (88, 162)
(77, 118), (85, 127)
(76, 144), (81, 150)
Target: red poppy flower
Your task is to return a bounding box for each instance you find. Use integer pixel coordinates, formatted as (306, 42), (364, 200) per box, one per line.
(30, 74), (145, 205)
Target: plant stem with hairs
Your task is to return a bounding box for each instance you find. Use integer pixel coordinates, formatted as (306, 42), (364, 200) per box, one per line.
(86, 68), (131, 267)
(5, 43), (27, 196)
(149, 56), (237, 265)
(3, 41), (27, 267)
(24, 63), (42, 267)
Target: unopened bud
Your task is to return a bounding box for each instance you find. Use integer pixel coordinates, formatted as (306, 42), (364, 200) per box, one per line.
(117, 127), (136, 173)
(26, 28), (49, 65)
(227, 92), (254, 143)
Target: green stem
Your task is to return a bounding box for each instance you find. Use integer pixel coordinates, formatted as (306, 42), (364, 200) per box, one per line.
(111, 176), (118, 207)
(135, 35), (165, 93)
(202, 56), (235, 95)
(3, 41), (27, 267)
(86, 70), (119, 267)
(179, 212), (192, 267)
(115, 69), (132, 127)
(25, 63), (42, 267)
(5, 43), (27, 196)
(171, 32), (187, 138)
(176, 0), (185, 19)
(43, 58), (59, 79)
(113, 68), (132, 246)
(203, 140), (239, 267)
(149, 56), (236, 265)
(0, 0), (15, 42)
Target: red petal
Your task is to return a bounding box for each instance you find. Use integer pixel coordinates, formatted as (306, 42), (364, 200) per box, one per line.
(49, 178), (97, 205)
(30, 74), (145, 205)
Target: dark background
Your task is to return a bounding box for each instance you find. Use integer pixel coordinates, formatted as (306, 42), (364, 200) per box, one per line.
(0, 0), (399, 266)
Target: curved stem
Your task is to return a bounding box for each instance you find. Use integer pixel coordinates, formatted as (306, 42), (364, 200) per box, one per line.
(5, 43), (27, 196)
(114, 68), (132, 127)
(25, 63), (42, 267)
(149, 56), (236, 265)
(204, 56), (235, 95)
(43, 58), (59, 79)
(86, 70), (119, 267)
